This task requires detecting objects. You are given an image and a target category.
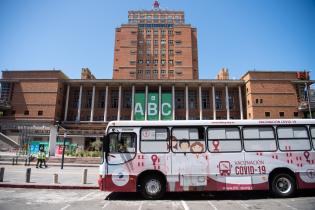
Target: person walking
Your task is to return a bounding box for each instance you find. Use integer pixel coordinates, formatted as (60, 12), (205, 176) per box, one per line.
(36, 146), (48, 168)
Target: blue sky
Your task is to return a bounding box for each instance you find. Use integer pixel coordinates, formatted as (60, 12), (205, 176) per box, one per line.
(0, 0), (314, 79)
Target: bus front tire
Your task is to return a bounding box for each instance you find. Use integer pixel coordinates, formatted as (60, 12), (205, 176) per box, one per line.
(140, 174), (165, 199)
(271, 173), (296, 198)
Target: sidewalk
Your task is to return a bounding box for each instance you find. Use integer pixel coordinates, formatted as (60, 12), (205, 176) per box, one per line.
(0, 164), (99, 190)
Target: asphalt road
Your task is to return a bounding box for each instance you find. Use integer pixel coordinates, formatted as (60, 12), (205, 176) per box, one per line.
(0, 188), (315, 210)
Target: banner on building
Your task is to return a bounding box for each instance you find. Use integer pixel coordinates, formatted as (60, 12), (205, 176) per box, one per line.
(134, 92), (146, 120)
(134, 92), (172, 120)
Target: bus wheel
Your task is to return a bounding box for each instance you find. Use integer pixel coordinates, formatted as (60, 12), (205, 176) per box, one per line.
(141, 174), (165, 199)
(271, 173), (296, 198)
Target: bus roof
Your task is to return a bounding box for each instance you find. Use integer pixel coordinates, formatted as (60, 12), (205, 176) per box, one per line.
(107, 119), (315, 128)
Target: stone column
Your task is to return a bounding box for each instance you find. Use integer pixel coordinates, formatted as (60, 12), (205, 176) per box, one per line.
(159, 85), (162, 120)
(145, 85), (148, 121)
(212, 86), (216, 120)
(64, 84), (70, 121)
(103, 86), (108, 122)
(238, 86), (244, 120)
(131, 85), (135, 120)
(90, 85), (95, 122)
(49, 125), (57, 156)
(76, 85), (83, 122)
(199, 85), (203, 120)
(225, 85), (230, 120)
(117, 85), (122, 121)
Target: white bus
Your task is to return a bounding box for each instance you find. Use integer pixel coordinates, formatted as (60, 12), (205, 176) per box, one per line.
(98, 119), (315, 199)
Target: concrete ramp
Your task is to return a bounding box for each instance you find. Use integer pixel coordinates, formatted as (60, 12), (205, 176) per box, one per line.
(0, 132), (19, 149)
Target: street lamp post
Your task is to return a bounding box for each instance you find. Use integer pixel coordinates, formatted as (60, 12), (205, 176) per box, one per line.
(61, 132), (67, 169)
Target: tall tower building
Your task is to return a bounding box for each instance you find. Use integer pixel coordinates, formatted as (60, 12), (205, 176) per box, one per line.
(113, 0), (198, 80)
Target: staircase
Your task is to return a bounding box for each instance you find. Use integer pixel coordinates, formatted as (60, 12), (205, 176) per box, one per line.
(0, 132), (19, 150)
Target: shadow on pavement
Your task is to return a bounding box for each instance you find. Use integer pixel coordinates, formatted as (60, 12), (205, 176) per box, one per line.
(105, 190), (315, 201)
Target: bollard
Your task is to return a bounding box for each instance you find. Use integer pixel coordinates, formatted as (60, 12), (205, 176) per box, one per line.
(0, 167), (4, 182)
(25, 168), (31, 183)
(53, 173), (59, 184)
(82, 168), (88, 184)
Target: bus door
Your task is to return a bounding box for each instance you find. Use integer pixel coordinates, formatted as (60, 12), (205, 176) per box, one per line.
(171, 127), (208, 191)
(207, 127), (246, 191)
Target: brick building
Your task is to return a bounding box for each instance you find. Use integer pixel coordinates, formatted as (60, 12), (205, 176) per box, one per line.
(0, 1), (314, 154)
(113, 1), (198, 80)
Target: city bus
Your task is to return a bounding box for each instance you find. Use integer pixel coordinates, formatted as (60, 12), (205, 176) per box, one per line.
(98, 119), (315, 199)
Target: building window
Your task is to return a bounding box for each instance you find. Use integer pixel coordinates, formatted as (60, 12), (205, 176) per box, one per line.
(38, 111), (43, 116)
(86, 90), (92, 108)
(228, 94), (234, 110)
(146, 29), (151, 35)
(161, 60), (166, 65)
(146, 49), (151, 55)
(168, 60), (173, 65)
(111, 90), (119, 108)
(146, 40), (151, 45)
(154, 29), (158, 35)
(175, 61), (182, 65)
(169, 50), (173, 55)
(175, 31), (182, 35)
(24, 110), (29, 115)
(154, 40), (158, 45)
(138, 50), (143, 55)
(154, 59), (158, 65)
(161, 49), (166, 55)
(153, 69), (158, 75)
(73, 90), (79, 108)
(265, 112), (270, 117)
(98, 90), (105, 108)
(294, 112), (299, 117)
(189, 91), (197, 109)
(161, 70), (166, 74)
(11, 110), (16, 115)
(279, 112), (285, 117)
(175, 91), (185, 109)
(168, 40), (173, 45)
(215, 91), (222, 110)
(168, 30), (173, 35)
(202, 91), (210, 109)
(256, 99), (259, 104)
(137, 69), (143, 74)
(161, 39), (166, 45)
(260, 99), (263, 103)
(175, 40), (182, 45)
(138, 60), (143, 64)
(138, 40), (143, 45)
(161, 30), (166, 35)
(146, 60), (150, 65)
(154, 49), (158, 55)
(175, 50), (182, 55)
(130, 61), (136, 65)
(123, 91), (132, 108)
(169, 70), (174, 74)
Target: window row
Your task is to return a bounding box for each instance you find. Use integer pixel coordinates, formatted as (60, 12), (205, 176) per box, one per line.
(135, 126), (315, 153)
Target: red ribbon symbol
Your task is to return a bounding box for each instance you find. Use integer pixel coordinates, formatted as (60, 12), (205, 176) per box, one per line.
(304, 151), (310, 162)
(151, 155), (158, 166)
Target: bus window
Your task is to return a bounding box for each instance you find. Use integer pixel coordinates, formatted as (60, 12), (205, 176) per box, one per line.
(172, 127), (205, 153)
(109, 133), (136, 153)
(277, 126), (311, 151)
(208, 127), (241, 152)
(243, 127), (277, 152)
(140, 128), (169, 153)
(310, 127), (315, 150)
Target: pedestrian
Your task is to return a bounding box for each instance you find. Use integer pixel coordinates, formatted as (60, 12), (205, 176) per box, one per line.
(36, 146), (48, 168)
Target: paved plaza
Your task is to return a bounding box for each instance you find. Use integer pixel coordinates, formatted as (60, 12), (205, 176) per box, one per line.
(0, 188), (315, 210)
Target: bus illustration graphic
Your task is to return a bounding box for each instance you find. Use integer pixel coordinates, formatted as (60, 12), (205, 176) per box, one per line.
(219, 161), (232, 176)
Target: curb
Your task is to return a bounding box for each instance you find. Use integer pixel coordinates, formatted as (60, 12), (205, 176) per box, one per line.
(0, 162), (99, 168)
(0, 183), (99, 190)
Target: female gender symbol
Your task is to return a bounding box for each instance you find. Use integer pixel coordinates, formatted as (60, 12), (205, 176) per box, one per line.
(151, 155), (158, 166)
